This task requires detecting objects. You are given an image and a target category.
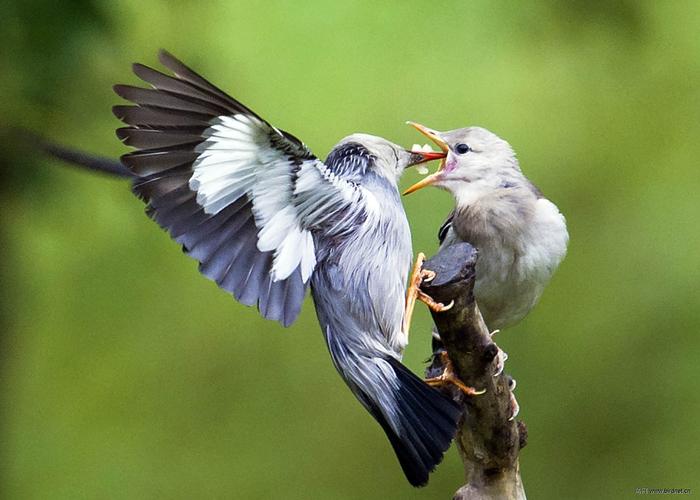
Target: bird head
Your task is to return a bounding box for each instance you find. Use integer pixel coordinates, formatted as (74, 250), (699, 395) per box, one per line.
(333, 133), (445, 184)
(403, 123), (521, 197)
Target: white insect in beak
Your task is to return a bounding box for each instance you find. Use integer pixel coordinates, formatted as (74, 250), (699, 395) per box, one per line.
(411, 144), (439, 174)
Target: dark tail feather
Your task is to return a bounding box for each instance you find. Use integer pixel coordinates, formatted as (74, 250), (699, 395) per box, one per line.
(379, 358), (462, 486)
(40, 137), (134, 178)
(323, 324), (462, 486)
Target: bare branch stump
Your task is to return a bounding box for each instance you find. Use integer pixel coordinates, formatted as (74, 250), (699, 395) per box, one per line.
(422, 242), (526, 500)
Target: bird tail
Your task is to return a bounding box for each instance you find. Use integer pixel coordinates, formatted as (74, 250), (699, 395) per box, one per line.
(376, 358), (462, 487)
(325, 330), (461, 487)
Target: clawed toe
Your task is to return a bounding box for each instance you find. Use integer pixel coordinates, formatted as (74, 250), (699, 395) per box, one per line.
(492, 345), (509, 377)
(420, 269), (436, 283)
(508, 392), (520, 421)
(425, 351), (486, 396)
(419, 293), (454, 313)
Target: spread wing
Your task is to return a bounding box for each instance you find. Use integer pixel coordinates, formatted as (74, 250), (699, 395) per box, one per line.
(114, 50), (373, 326)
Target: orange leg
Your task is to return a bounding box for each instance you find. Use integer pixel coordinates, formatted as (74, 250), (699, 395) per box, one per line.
(402, 253), (454, 340)
(425, 351), (485, 396)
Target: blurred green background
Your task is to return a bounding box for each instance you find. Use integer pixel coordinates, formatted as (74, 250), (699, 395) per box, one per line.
(1, 1), (699, 498)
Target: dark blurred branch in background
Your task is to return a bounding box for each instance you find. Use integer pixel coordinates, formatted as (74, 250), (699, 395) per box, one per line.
(40, 140), (132, 178)
(7, 128), (133, 179)
(422, 243), (526, 500)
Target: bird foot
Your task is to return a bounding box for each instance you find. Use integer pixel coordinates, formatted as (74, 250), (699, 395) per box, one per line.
(425, 351), (485, 396)
(492, 344), (509, 377)
(503, 376), (519, 420)
(402, 253), (454, 338)
(509, 391), (520, 421)
(410, 253), (454, 312)
(421, 292), (454, 313)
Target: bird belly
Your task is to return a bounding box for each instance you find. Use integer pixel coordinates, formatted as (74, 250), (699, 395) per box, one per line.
(469, 197), (568, 330)
(474, 272), (545, 330)
(473, 235), (559, 330)
(347, 224), (412, 354)
(313, 211), (412, 356)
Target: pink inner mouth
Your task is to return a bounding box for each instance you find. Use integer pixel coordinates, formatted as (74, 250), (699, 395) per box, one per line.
(442, 158), (457, 173)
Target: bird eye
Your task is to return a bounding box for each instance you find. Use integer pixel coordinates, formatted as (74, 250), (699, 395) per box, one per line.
(455, 143), (471, 155)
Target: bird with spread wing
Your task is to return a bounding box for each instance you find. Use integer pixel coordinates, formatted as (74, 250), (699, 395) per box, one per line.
(45, 51), (463, 487)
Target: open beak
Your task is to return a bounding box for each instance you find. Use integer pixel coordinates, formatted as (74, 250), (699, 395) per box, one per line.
(407, 149), (446, 165)
(404, 122), (449, 195)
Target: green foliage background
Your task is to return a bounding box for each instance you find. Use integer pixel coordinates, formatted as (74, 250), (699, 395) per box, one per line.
(1, 1), (699, 498)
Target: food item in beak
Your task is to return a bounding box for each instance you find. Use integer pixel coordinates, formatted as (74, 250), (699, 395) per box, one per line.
(411, 144), (438, 174)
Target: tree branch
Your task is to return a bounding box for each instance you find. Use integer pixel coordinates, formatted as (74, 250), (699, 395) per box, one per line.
(421, 242), (526, 500)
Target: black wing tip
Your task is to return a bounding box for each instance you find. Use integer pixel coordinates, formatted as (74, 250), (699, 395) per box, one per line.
(119, 152), (135, 168)
(112, 104), (129, 119)
(132, 62), (153, 78)
(158, 48), (173, 60)
(113, 83), (133, 100)
(115, 127), (129, 143)
(158, 48), (179, 69)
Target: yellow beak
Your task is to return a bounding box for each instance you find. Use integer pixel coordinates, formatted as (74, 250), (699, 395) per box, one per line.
(403, 122), (449, 195)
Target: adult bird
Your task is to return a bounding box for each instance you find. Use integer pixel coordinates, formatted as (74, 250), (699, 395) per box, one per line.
(47, 51), (461, 486)
(404, 123), (568, 385)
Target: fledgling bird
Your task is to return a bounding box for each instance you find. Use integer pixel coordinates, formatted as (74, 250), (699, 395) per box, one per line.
(405, 123), (568, 383)
(47, 51), (461, 486)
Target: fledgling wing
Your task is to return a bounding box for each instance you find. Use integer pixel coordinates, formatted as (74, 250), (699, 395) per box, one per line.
(114, 50), (371, 326)
(437, 210), (455, 245)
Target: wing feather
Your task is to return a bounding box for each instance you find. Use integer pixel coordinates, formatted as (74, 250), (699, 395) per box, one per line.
(114, 50), (373, 325)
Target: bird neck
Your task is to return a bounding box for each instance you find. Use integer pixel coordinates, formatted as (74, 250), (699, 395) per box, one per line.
(450, 170), (530, 207)
(450, 178), (501, 207)
(450, 173), (539, 248)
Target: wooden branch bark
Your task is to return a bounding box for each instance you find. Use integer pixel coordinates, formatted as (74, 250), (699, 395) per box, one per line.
(421, 242), (526, 500)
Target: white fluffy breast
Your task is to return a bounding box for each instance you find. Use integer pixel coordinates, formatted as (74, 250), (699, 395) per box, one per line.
(473, 197), (568, 330)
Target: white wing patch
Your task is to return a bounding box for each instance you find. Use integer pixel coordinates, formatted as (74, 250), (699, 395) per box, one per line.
(190, 116), (260, 215)
(189, 114), (317, 283)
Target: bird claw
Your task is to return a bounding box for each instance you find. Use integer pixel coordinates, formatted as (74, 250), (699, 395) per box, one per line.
(403, 253), (455, 338)
(508, 392), (520, 421)
(492, 345), (508, 377)
(425, 351), (486, 396)
(439, 299), (455, 311)
(420, 269), (436, 283)
(419, 294), (454, 313)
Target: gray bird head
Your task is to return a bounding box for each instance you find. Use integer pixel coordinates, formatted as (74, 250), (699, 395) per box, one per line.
(333, 133), (445, 184)
(403, 123), (521, 196)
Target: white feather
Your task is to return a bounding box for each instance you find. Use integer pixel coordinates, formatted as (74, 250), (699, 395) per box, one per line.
(190, 113), (383, 285)
(300, 231), (316, 282)
(257, 206), (297, 252)
(271, 225), (305, 281)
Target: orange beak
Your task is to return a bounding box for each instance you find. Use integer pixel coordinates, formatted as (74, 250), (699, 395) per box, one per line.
(409, 150), (446, 164)
(403, 122), (449, 195)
